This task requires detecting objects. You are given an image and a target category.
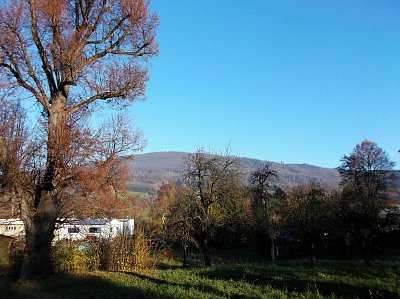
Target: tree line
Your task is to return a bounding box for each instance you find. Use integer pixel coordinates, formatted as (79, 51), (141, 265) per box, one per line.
(150, 141), (398, 268)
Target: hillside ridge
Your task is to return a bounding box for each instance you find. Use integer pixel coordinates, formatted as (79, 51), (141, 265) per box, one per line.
(128, 151), (341, 195)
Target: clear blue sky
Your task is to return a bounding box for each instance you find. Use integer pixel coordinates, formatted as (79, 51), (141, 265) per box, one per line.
(128, 0), (400, 168)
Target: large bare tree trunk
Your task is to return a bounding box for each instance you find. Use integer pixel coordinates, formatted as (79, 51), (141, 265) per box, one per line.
(20, 96), (67, 279)
(20, 198), (58, 279)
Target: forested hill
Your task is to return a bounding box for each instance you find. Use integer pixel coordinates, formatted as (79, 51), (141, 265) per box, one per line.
(127, 151), (342, 195)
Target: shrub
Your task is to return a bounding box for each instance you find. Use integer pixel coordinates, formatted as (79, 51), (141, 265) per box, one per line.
(52, 230), (153, 273)
(133, 229), (153, 269)
(100, 235), (136, 271)
(52, 239), (100, 273)
(101, 229), (153, 271)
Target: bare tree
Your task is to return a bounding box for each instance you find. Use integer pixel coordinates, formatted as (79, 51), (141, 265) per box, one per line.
(286, 181), (330, 268)
(337, 140), (395, 266)
(183, 149), (241, 266)
(249, 163), (280, 262)
(0, 0), (157, 279)
(166, 186), (197, 268)
(0, 100), (43, 218)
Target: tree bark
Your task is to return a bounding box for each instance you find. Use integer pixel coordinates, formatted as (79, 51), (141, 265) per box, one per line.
(269, 231), (275, 262)
(201, 235), (211, 267)
(19, 95), (67, 279)
(356, 235), (372, 266)
(351, 228), (373, 267)
(20, 197), (58, 279)
(310, 242), (316, 268)
(182, 245), (187, 268)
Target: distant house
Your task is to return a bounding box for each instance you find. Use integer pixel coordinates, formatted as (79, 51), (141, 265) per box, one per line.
(0, 219), (25, 237)
(0, 218), (134, 241)
(53, 218), (135, 242)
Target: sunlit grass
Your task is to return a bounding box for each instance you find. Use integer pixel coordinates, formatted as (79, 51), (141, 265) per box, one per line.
(2, 259), (399, 298)
(125, 191), (148, 200)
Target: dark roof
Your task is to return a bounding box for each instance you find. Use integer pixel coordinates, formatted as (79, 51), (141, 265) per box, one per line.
(69, 219), (108, 225)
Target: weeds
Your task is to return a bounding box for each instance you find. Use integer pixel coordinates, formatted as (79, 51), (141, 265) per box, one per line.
(52, 230), (154, 274)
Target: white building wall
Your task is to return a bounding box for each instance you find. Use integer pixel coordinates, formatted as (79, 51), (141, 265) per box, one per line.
(1, 218), (134, 242)
(0, 219), (25, 237)
(52, 219), (134, 242)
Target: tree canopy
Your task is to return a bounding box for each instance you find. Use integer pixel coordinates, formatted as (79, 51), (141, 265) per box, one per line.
(0, 0), (158, 111)
(336, 140), (395, 266)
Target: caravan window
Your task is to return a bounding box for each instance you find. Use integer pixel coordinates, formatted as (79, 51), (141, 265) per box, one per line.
(89, 227), (101, 233)
(68, 227), (79, 233)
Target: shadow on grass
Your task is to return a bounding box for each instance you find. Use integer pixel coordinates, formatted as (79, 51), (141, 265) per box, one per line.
(198, 261), (399, 299)
(1, 260), (398, 298)
(0, 273), (176, 299)
(1, 270), (226, 299)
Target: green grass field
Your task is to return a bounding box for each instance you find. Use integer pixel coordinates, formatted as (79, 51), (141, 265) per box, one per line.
(0, 240), (399, 298)
(1, 258), (399, 299)
(126, 191), (148, 200)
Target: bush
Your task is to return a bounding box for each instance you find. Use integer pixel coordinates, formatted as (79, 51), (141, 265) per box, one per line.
(133, 229), (154, 269)
(52, 239), (100, 273)
(101, 229), (153, 271)
(100, 235), (136, 271)
(52, 230), (153, 273)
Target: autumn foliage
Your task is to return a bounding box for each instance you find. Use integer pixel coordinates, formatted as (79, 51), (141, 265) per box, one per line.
(0, 0), (157, 279)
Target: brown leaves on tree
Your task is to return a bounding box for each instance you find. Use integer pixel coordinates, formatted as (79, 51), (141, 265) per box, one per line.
(0, 0), (157, 279)
(0, 0), (158, 112)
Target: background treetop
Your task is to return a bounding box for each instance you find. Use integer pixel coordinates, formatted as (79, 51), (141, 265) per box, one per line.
(337, 139), (395, 194)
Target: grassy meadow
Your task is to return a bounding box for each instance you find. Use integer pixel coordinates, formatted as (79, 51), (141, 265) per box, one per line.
(126, 191), (149, 200)
(1, 254), (399, 299)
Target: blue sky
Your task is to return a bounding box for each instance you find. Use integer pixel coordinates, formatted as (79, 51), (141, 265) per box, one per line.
(128, 1), (400, 168)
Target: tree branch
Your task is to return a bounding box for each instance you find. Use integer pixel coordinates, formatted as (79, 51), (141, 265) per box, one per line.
(9, 25), (47, 99)
(67, 90), (124, 115)
(27, 0), (57, 96)
(86, 14), (128, 45)
(78, 0), (111, 47)
(0, 61), (49, 110)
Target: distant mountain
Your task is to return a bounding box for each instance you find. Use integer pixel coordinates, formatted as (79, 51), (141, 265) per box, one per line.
(127, 152), (342, 195)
